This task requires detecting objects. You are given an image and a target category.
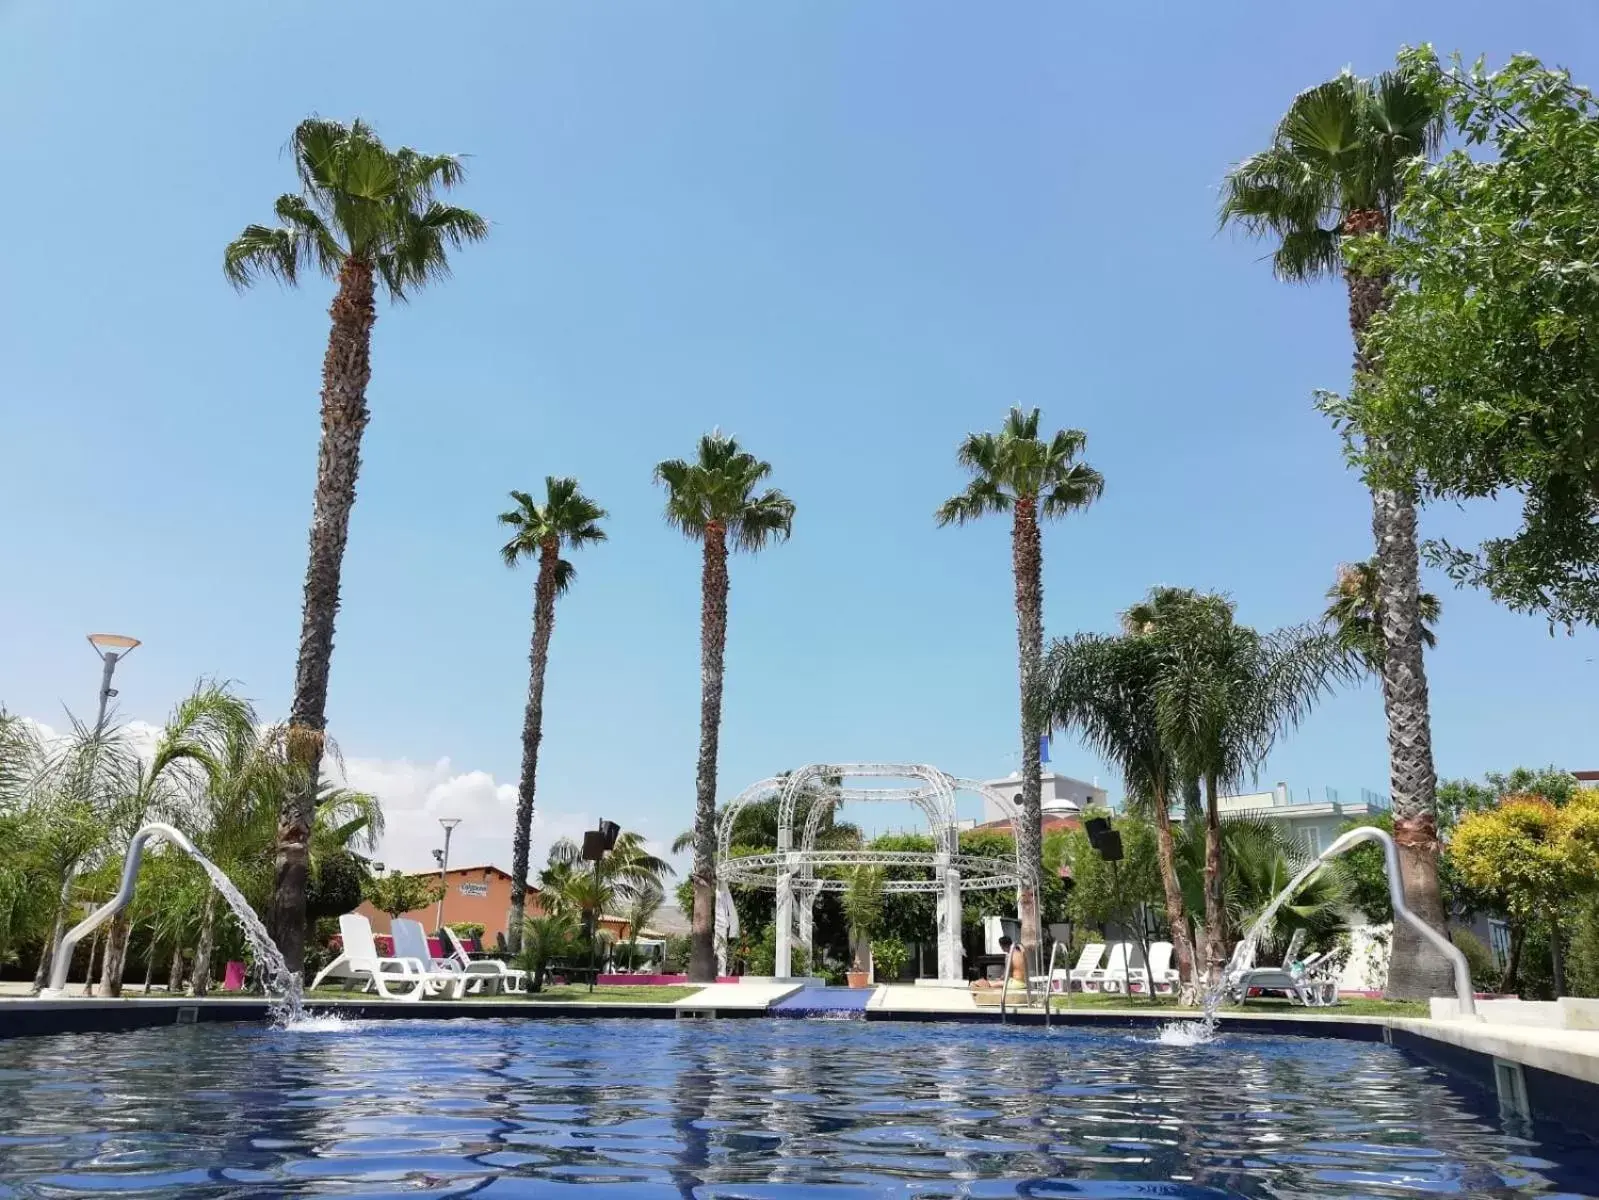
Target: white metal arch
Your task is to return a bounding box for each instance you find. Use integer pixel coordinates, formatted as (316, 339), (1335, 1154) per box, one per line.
(715, 763), (1026, 981)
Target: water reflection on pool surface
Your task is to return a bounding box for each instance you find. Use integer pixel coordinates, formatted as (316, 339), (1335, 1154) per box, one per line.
(0, 1017), (1594, 1197)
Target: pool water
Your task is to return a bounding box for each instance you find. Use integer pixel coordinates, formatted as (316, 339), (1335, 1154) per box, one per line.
(0, 1017), (1594, 1197)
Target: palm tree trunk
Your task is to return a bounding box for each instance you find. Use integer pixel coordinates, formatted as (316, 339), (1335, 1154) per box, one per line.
(508, 543), (560, 953)
(192, 889), (219, 997)
(1203, 771), (1226, 983)
(1500, 924), (1524, 994)
(1149, 782), (1196, 989)
(1011, 496), (1045, 958)
(275, 255), (376, 976)
(169, 943), (186, 994)
(1344, 210), (1451, 1000)
(688, 523), (730, 983)
(100, 914), (131, 997)
(31, 864), (77, 994)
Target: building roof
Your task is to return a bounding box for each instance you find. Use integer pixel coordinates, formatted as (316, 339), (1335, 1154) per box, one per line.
(971, 813), (1082, 835)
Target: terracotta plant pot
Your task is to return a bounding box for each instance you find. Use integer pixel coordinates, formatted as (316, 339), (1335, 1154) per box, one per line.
(846, 970), (870, 989)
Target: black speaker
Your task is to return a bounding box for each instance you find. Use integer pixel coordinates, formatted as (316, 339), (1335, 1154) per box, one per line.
(599, 819), (621, 851)
(581, 830), (607, 861)
(1096, 830), (1124, 862)
(1084, 817), (1111, 845)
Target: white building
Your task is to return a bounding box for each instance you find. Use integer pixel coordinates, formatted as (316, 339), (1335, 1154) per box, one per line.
(1216, 782), (1391, 856)
(978, 771), (1107, 826)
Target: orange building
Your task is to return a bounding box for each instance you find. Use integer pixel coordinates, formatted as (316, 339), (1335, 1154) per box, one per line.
(356, 865), (631, 948)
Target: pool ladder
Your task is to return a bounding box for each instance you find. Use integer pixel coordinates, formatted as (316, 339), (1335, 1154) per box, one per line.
(1000, 941), (1068, 1027)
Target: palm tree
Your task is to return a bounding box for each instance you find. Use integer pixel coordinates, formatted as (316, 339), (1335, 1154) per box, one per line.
(1220, 65), (1451, 998)
(623, 880), (666, 969)
(1324, 559), (1440, 674)
(1039, 630), (1196, 989)
(1173, 815), (1349, 965)
(655, 433), (795, 981)
(225, 117), (487, 972)
(938, 408), (1103, 955)
(498, 479), (608, 951)
(1145, 593), (1355, 980)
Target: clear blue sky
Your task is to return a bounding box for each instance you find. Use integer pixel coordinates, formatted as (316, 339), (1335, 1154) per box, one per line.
(3, 1), (1596, 868)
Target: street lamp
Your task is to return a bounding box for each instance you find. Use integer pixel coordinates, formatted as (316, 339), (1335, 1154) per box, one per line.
(87, 634), (140, 735)
(435, 818), (461, 932)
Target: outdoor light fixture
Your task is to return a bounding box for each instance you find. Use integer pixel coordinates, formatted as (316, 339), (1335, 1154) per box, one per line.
(86, 633), (140, 735)
(436, 818), (461, 931)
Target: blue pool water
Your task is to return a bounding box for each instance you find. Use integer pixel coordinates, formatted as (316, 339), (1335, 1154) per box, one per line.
(0, 1017), (1595, 1197)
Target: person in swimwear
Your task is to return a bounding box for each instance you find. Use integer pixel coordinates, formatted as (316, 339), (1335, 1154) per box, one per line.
(971, 936), (1028, 990)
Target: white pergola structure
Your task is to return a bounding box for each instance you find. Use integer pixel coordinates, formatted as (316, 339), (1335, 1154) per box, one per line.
(715, 763), (1028, 981)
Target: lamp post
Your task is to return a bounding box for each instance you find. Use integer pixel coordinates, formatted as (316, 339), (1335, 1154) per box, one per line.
(87, 634), (140, 735)
(580, 820), (620, 992)
(435, 818), (460, 932)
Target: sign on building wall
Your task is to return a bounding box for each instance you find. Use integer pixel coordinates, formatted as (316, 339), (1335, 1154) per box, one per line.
(459, 882), (489, 897)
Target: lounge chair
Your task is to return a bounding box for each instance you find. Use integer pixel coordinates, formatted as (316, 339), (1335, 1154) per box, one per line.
(1066, 943), (1106, 992)
(1129, 941), (1180, 996)
(1225, 930), (1336, 1007)
(387, 920), (473, 1000)
(1084, 942), (1132, 994)
(441, 926), (528, 995)
(311, 914), (438, 1001)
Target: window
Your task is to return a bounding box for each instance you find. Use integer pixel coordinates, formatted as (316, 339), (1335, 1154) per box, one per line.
(1301, 827), (1321, 857)
(1489, 919), (1512, 968)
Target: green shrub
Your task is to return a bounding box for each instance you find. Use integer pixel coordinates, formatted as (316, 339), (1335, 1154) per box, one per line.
(1567, 898), (1599, 998)
(872, 936), (909, 981)
(745, 925), (809, 976)
(1452, 928), (1498, 990)
(662, 934), (691, 974)
(447, 921), (486, 941)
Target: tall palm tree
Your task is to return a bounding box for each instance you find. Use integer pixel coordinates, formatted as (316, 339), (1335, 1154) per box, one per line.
(655, 433), (795, 981)
(225, 117), (487, 972)
(1221, 66), (1451, 998)
(1146, 593), (1355, 980)
(1323, 559), (1440, 674)
(1039, 630), (1197, 990)
(937, 407), (1103, 955)
(498, 479), (608, 951)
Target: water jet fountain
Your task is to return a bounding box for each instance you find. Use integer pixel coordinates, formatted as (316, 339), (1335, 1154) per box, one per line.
(1160, 824), (1475, 1044)
(41, 822), (303, 1021)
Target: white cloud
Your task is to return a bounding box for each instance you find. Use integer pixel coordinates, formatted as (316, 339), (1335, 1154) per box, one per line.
(330, 754), (608, 879)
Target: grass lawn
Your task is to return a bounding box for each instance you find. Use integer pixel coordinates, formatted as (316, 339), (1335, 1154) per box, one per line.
(1045, 992), (1429, 1018)
(306, 984), (697, 1005)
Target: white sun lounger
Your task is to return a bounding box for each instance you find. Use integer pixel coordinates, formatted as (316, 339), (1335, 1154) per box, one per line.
(1084, 942), (1132, 994)
(1066, 943), (1105, 991)
(1225, 929), (1336, 1006)
(387, 920), (472, 1000)
(1128, 941), (1181, 996)
(311, 914), (438, 1002)
(441, 926), (528, 995)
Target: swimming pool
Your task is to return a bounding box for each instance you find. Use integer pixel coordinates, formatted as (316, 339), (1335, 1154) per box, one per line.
(0, 1017), (1594, 1197)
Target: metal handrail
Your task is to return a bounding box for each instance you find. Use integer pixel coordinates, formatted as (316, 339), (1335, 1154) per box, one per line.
(1042, 939), (1068, 1029)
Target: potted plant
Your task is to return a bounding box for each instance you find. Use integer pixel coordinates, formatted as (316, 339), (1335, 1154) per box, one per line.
(871, 935), (909, 983)
(841, 867), (885, 988)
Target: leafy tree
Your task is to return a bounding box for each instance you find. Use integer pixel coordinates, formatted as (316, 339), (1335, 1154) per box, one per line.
(539, 829), (674, 961)
(841, 867), (885, 974)
(498, 479), (607, 951)
(363, 872), (443, 920)
(1451, 792), (1599, 994)
(871, 936), (909, 982)
(1343, 49), (1599, 627)
(1323, 559), (1440, 673)
(1222, 62), (1453, 999)
(225, 117), (487, 971)
(655, 433), (794, 981)
(1040, 622), (1196, 983)
(623, 879), (666, 967)
(938, 407), (1103, 954)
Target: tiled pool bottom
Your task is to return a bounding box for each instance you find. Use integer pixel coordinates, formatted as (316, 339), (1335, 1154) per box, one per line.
(770, 986), (873, 1018)
(1, 1018), (1596, 1198)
